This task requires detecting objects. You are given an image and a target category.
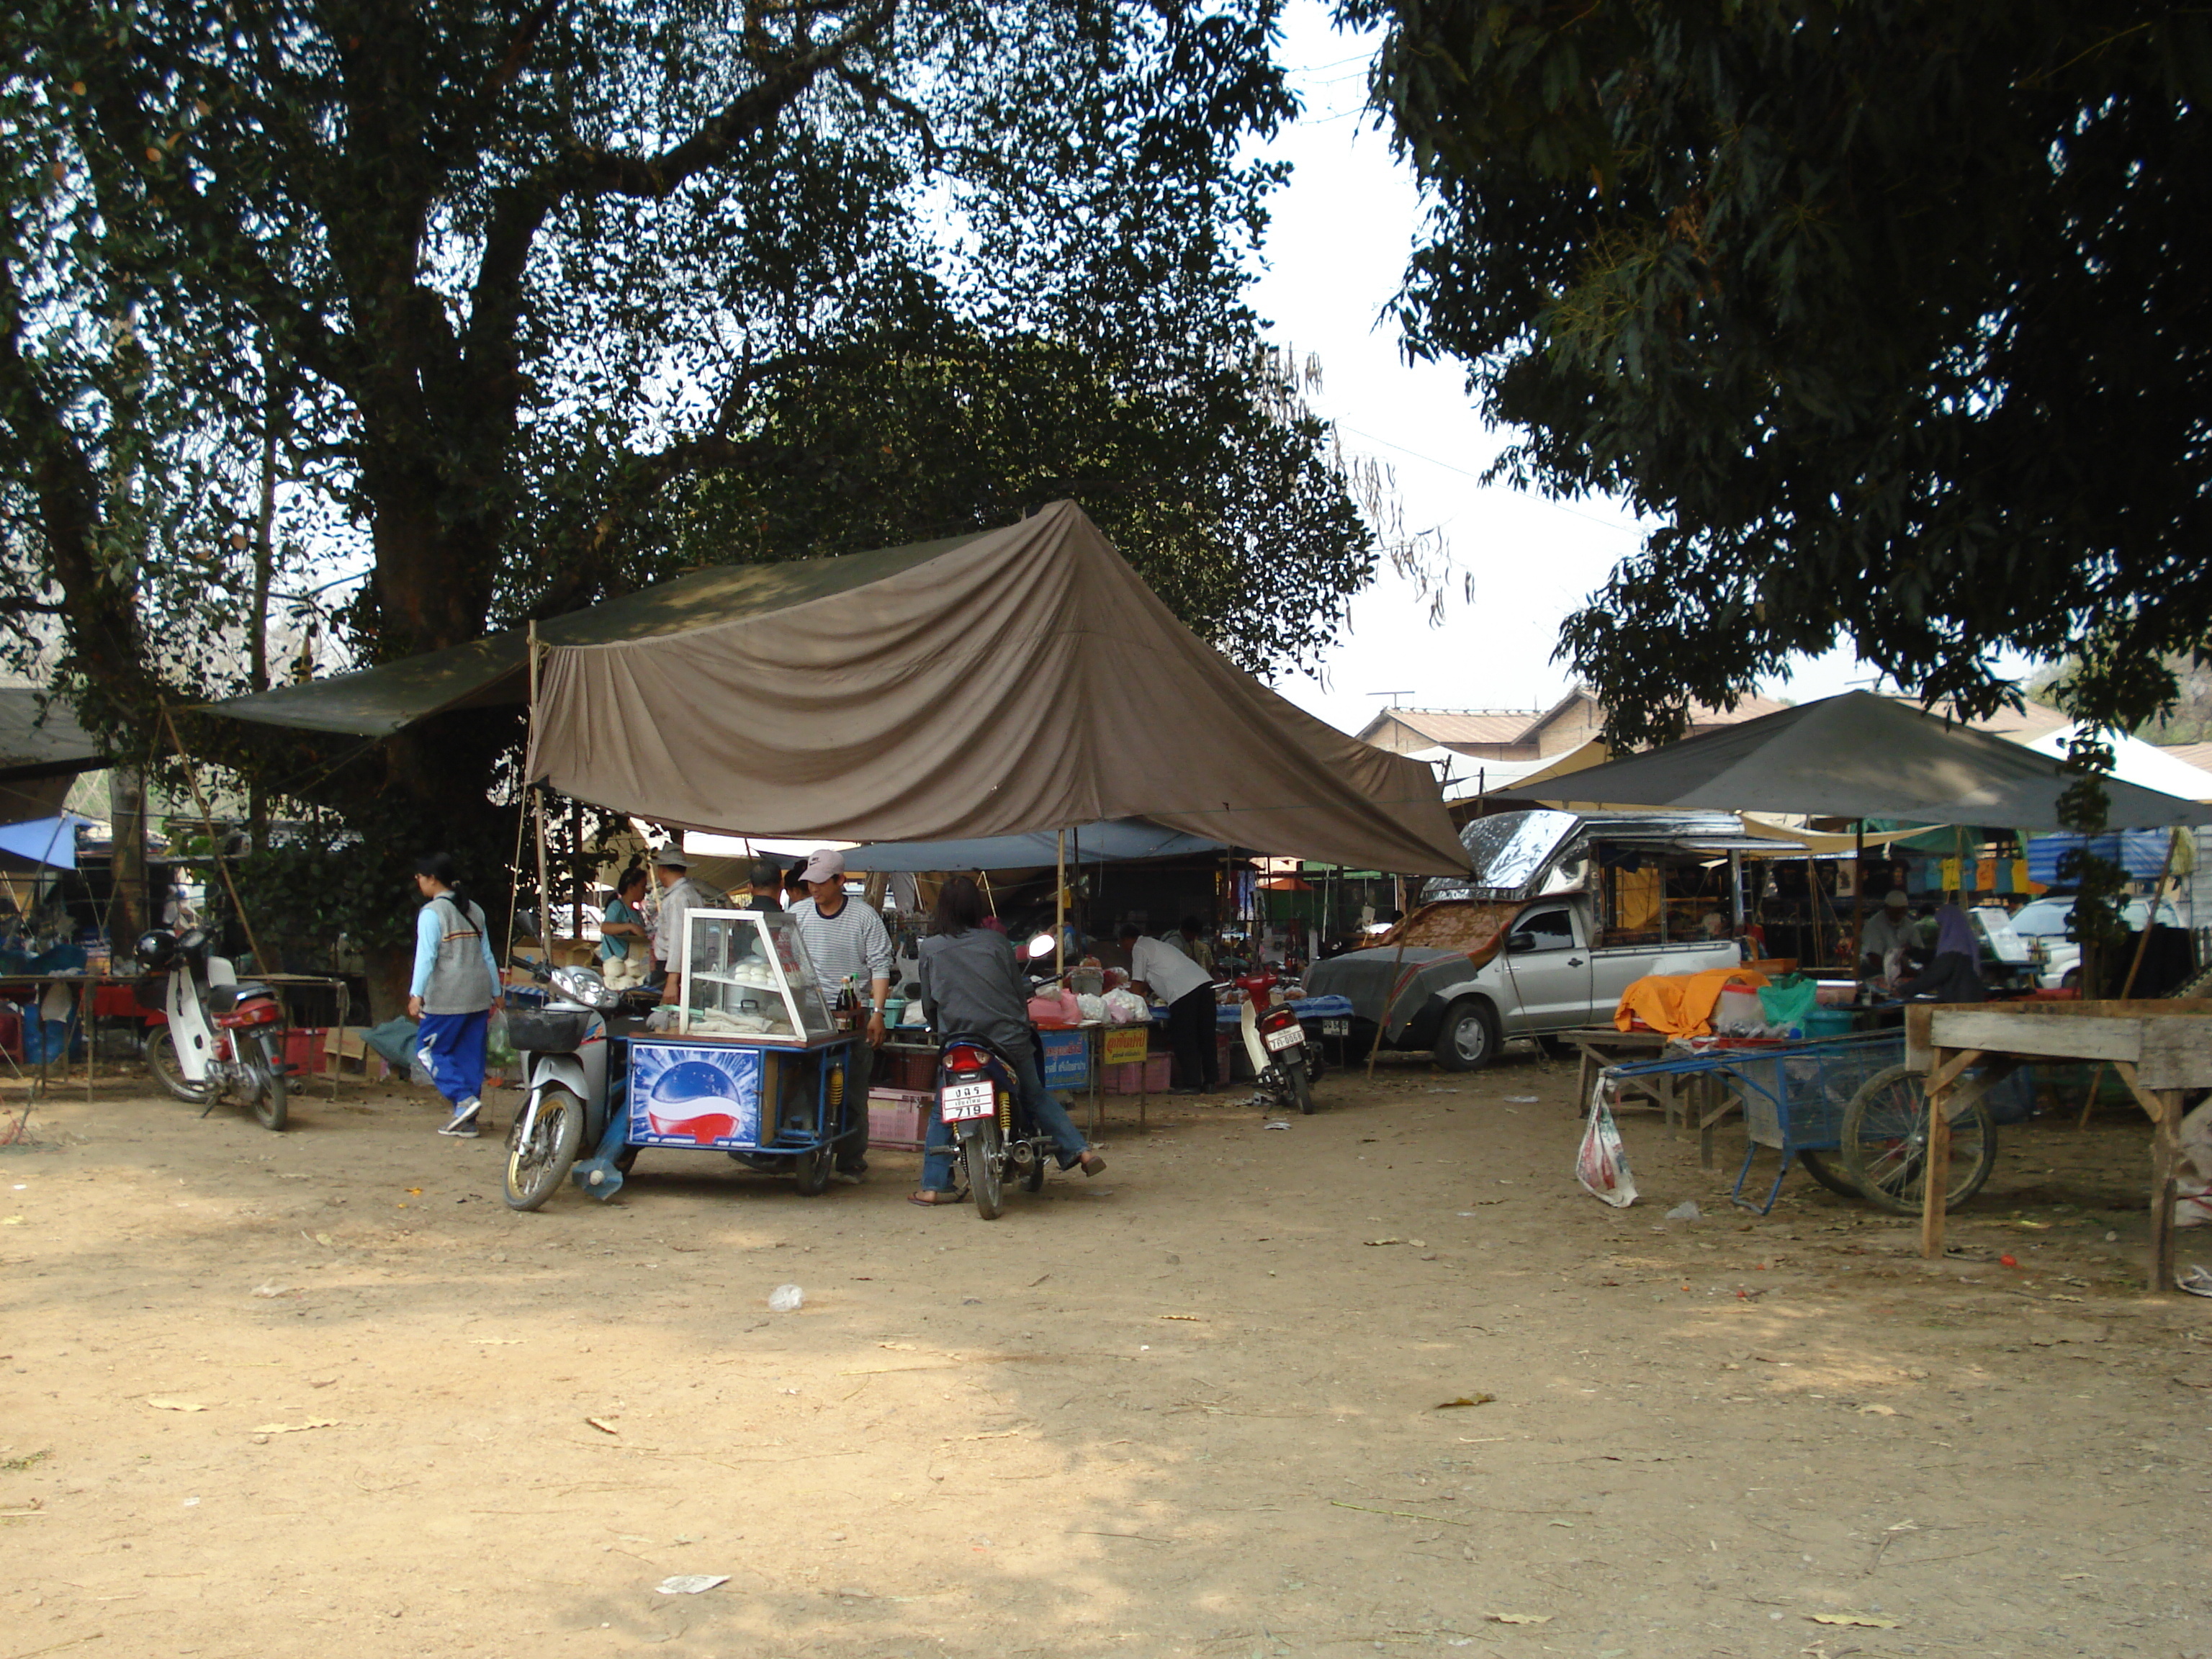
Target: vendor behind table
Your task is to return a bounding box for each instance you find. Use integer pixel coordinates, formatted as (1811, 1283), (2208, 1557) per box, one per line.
(649, 849), (727, 1003)
(1858, 889), (1925, 981)
(598, 865), (650, 957)
(789, 847), (890, 1178)
(1121, 922), (1218, 1095)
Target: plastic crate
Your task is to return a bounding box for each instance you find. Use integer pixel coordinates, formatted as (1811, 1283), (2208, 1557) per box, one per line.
(867, 1087), (930, 1151)
(1102, 1054), (1172, 1094)
(279, 1027), (328, 1075)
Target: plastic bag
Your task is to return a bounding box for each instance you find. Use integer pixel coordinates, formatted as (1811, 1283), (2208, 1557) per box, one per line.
(1076, 993), (1108, 1022)
(1026, 987), (1082, 1025)
(1101, 987), (1149, 1025)
(1757, 974), (1818, 1031)
(1575, 1084), (1638, 1208)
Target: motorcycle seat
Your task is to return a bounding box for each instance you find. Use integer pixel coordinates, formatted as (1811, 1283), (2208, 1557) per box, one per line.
(207, 982), (271, 1012)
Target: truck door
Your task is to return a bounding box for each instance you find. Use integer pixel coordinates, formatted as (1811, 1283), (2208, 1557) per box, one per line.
(1498, 904), (1591, 1033)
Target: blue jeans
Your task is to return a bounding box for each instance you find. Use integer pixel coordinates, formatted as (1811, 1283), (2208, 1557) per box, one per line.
(922, 1044), (1089, 1191)
(415, 1009), (489, 1107)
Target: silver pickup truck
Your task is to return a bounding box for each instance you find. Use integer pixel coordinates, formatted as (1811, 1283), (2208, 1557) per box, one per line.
(1305, 809), (1752, 1069)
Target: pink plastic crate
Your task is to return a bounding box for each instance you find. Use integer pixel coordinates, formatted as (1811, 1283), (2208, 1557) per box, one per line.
(1102, 1053), (1172, 1094)
(867, 1087), (930, 1151)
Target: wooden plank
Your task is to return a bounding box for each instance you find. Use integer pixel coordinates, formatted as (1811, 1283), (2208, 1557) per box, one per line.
(2149, 1088), (2183, 1293)
(1979, 997), (2212, 1019)
(2110, 1061), (2170, 1125)
(1925, 1010), (2143, 1063)
(2134, 1018), (2212, 1089)
(1904, 1004), (1933, 1074)
(1928, 1047), (1984, 1094)
(1921, 1053), (1953, 1260)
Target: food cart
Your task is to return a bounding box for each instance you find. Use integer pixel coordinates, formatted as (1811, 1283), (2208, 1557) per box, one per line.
(575, 908), (863, 1199)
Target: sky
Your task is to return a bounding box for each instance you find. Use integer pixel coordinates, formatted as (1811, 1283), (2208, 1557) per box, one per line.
(1245, 2), (2028, 737)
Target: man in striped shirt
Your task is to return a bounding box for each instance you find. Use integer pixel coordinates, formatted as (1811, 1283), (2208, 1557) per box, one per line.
(790, 848), (892, 1179)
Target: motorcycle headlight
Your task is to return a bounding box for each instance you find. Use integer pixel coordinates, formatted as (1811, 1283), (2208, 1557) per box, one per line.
(550, 964), (616, 1010)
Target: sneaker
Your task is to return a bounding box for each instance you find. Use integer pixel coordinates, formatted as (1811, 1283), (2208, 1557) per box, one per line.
(830, 1169), (864, 1186)
(439, 1097), (482, 1138)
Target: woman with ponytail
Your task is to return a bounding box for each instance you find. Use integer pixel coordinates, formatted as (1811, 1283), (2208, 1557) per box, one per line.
(407, 853), (500, 1137)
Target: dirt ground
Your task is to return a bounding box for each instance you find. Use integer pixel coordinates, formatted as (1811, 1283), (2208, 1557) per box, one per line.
(2, 1043), (2208, 1659)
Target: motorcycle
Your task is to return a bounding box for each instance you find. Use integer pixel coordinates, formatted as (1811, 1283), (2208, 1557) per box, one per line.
(1237, 968), (1317, 1115)
(935, 1032), (1056, 1221)
(502, 956), (657, 1212)
(135, 927), (290, 1131)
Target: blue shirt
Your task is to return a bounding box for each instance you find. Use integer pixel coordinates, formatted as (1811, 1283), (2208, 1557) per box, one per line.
(599, 894), (643, 961)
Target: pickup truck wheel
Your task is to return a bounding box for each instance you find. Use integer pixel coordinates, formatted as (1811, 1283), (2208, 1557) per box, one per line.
(1432, 999), (1498, 1072)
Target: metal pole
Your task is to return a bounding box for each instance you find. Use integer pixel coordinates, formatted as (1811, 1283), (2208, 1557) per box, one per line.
(528, 622), (552, 959)
(1054, 829), (1066, 980)
(1729, 849), (1743, 935)
(1851, 819), (1866, 976)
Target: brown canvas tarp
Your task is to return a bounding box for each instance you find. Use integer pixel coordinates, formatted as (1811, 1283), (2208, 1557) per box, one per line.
(526, 501), (1467, 874)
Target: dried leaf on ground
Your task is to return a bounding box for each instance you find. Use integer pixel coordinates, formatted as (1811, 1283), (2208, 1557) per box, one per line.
(145, 1398), (212, 1412)
(1809, 1613), (1903, 1628)
(1434, 1395), (1496, 1409)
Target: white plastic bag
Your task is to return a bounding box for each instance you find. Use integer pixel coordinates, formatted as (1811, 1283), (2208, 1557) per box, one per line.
(1101, 988), (1149, 1025)
(1576, 1083), (1638, 1208)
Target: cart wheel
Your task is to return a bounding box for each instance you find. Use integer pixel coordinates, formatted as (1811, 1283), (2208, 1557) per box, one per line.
(613, 1146), (639, 1174)
(792, 1143), (832, 1197)
(1839, 1063), (1997, 1216)
(965, 1127), (1004, 1220)
(1796, 1149), (1862, 1199)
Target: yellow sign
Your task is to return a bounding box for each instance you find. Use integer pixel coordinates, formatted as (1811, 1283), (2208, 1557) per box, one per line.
(1102, 1027), (1150, 1066)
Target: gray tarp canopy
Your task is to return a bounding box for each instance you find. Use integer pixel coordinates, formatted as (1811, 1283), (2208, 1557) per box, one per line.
(1530, 691), (2212, 830)
(0, 688), (104, 826)
(210, 503), (1467, 874)
(837, 818), (1222, 874)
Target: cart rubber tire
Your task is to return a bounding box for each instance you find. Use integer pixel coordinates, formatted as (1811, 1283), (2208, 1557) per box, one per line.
(792, 1143), (832, 1197)
(965, 1127), (1004, 1220)
(613, 1146), (639, 1174)
(505, 1084), (584, 1213)
(1796, 1148), (1862, 1199)
(246, 1030), (288, 1132)
(1283, 1052), (1316, 1114)
(1839, 1063), (1997, 1216)
(1432, 999), (1498, 1072)
(146, 1027), (212, 1105)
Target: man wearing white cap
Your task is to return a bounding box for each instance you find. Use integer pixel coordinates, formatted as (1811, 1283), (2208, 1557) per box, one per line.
(649, 848), (726, 1005)
(790, 848), (891, 1179)
(1859, 889), (1925, 982)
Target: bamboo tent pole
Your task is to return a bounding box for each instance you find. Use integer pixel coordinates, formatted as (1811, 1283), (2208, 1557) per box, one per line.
(159, 703), (269, 976)
(528, 622), (552, 960)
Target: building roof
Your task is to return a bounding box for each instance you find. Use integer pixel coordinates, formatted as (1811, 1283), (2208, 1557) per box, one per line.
(2155, 742), (2212, 778)
(1355, 707), (1547, 748)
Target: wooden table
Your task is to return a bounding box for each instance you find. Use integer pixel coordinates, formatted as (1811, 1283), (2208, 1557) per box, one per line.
(1907, 999), (2212, 1290)
(1565, 1028), (1740, 1159)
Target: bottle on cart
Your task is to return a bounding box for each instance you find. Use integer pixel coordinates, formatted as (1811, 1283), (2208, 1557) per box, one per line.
(835, 975), (857, 1032)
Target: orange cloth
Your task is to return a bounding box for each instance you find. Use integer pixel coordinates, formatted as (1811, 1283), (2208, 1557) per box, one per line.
(1613, 967), (1771, 1037)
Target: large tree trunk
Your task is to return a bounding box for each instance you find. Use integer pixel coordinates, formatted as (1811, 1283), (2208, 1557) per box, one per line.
(107, 765), (146, 955)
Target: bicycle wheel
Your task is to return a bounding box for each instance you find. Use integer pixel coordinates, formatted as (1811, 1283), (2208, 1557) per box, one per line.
(1839, 1063), (1997, 1216)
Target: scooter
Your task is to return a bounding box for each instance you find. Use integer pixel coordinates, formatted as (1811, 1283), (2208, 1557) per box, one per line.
(1237, 968), (1316, 1115)
(935, 1032), (1055, 1220)
(502, 956), (656, 1212)
(135, 927), (290, 1130)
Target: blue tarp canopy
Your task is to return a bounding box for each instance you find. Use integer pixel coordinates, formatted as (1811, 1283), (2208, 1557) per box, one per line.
(0, 813), (88, 870)
(2025, 830), (2175, 884)
(840, 817), (1220, 874)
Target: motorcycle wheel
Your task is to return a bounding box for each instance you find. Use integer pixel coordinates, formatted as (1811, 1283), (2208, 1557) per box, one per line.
(964, 1126), (1005, 1220)
(505, 1084), (584, 1212)
(1021, 1141), (1046, 1193)
(145, 1027), (212, 1105)
(246, 1030), (289, 1131)
(791, 1142), (832, 1197)
(1282, 1051), (1316, 1115)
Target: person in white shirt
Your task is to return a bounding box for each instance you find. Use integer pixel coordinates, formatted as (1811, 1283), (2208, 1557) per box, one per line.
(1859, 889), (1925, 981)
(648, 848), (727, 1005)
(789, 848), (891, 1179)
(1120, 922), (1218, 1094)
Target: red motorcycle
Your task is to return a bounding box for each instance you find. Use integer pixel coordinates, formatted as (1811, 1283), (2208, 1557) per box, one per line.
(1236, 970), (1316, 1115)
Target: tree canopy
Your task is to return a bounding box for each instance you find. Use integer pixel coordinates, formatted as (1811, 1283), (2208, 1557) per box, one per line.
(1343, 0), (2212, 745)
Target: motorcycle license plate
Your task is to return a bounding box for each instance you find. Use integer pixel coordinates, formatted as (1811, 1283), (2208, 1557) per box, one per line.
(1321, 1018), (1349, 1036)
(940, 1080), (996, 1122)
(1263, 1023), (1305, 1053)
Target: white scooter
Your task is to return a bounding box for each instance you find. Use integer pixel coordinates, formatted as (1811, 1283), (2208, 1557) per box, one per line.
(135, 927), (289, 1130)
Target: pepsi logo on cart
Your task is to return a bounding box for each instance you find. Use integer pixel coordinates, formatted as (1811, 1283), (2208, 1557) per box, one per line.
(629, 1043), (765, 1147)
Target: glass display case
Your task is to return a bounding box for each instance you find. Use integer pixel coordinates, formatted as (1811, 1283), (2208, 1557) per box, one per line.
(678, 909), (837, 1042)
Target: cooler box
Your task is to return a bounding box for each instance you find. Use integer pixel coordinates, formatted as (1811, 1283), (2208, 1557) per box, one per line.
(867, 1087), (930, 1151)
(1102, 1054), (1172, 1094)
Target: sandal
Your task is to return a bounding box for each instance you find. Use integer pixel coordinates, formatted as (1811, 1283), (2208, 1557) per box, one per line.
(909, 1189), (966, 1207)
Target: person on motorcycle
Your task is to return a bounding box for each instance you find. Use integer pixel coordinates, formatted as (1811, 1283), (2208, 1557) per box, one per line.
(912, 876), (1104, 1206)
(406, 853), (501, 1138)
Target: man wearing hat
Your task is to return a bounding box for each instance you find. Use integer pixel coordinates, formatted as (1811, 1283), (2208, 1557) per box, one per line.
(1859, 889), (1926, 981)
(649, 847), (727, 1005)
(790, 848), (891, 1181)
